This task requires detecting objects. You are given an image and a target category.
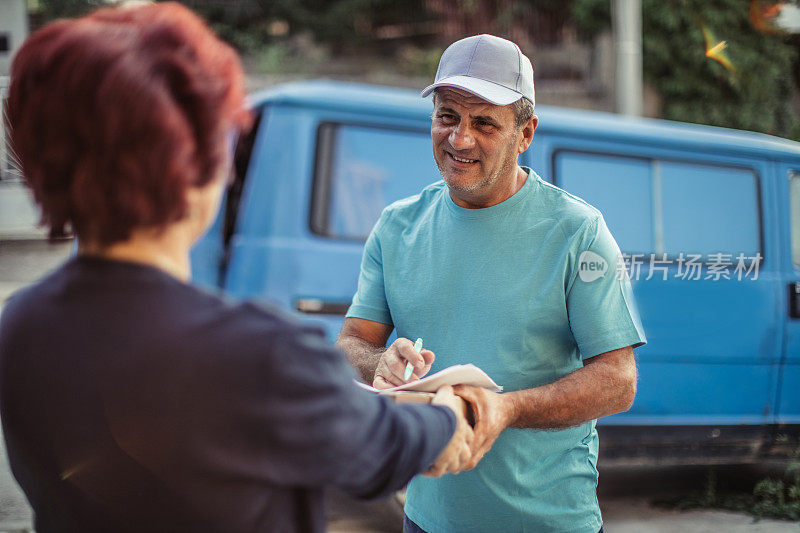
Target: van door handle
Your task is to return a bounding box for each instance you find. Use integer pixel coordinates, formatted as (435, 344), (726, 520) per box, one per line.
(790, 282), (800, 319)
(294, 298), (351, 316)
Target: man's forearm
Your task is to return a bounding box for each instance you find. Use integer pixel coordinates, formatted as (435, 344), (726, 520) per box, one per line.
(335, 335), (384, 384)
(504, 348), (637, 429)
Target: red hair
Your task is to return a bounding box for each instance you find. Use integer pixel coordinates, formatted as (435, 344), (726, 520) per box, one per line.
(6, 2), (251, 245)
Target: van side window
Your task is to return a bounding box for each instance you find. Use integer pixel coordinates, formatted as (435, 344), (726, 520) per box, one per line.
(555, 152), (654, 254)
(660, 161), (759, 257)
(312, 123), (438, 240)
(791, 171), (800, 267)
(555, 150), (760, 260)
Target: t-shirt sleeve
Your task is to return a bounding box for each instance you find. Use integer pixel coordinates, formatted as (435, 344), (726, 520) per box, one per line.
(192, 307), (455, 499)
(345, 213), (394, 326)
(566, 216), (647, 359)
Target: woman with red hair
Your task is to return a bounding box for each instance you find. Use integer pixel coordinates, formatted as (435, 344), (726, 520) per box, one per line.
(0, 4), (472, 532)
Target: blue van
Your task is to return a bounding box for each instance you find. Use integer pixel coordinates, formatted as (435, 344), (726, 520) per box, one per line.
(192, 80), (800, 464)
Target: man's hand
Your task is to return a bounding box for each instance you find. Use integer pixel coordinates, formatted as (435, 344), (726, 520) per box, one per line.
(373, 337), (435, 389)
(423, 385), (474, 477)
(453, 385), (515, 470)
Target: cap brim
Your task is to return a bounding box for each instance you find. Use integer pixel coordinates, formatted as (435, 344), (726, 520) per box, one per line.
(421, 75), (523, 106)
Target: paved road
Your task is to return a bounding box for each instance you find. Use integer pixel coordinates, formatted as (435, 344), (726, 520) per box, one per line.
(325, 465), (800, 533)
(0, 428), (32, 532)
(1, 239), (799, 532)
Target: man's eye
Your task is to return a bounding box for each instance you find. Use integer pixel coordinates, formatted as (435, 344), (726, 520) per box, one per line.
(438, 114), (456, 122)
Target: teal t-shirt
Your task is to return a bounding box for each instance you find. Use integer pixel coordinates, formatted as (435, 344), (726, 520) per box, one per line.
(346, 168), (646, 533)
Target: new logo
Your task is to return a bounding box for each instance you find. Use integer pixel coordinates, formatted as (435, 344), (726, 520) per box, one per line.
(578, 251), (608, 282)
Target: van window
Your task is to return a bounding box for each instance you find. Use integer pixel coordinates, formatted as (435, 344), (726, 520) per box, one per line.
(555, 150), (761, 259)
(555, 152), (654, 254)
(660, 161), (759, 257)
(791, 171), (800, 267)
(312, 123), (437, 240)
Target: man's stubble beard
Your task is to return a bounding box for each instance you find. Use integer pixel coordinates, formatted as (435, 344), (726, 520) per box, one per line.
(436, 136), (520, 194)
(437, 160), (499, 193)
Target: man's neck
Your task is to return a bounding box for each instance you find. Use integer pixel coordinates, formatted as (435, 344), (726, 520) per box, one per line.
(449, 165), (528, 209)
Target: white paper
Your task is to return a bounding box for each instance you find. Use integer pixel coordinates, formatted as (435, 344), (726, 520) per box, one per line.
(356, 364), (503, 394)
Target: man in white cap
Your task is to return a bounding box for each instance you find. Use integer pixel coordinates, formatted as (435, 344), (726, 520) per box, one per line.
(337, 34), (646, 532)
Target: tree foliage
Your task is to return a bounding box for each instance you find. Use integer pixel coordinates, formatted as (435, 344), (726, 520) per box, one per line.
(30, 0), (800, 140)
(572, 0), (800, 140)
(191, 0), (432, 53)
(31, 0), (104, 23)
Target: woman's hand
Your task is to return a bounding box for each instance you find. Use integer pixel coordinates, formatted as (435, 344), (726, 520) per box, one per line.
(423, 385), (474, 477)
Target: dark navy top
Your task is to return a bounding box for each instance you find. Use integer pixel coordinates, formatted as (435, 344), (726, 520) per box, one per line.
(0, 256), (454, 533)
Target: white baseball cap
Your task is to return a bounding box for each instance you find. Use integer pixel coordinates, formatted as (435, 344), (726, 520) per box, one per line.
(421, 34), (535, 107)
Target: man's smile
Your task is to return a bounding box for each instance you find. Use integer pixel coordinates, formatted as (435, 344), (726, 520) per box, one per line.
(446, 151), (479, 165)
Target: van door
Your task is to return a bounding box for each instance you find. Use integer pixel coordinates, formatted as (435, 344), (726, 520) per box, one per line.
(547, 139), (782, 435)
(777, 163), (800, 429)
(299, 119), (440, 338)
(222, 105), (439, 339)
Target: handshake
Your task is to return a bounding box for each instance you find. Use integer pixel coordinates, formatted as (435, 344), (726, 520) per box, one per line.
(372, 338), (513, 478)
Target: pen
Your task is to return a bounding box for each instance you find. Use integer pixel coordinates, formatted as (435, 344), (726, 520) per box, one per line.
(404, 338), (423, 381)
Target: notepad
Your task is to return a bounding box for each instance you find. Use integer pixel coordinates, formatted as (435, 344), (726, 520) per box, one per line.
(357, 363), (503, 394)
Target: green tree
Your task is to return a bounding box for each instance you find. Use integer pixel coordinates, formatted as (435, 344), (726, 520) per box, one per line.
(187, 0), (432, 53)
(572, 0), (800, 140)
(30, 0), (112, 28)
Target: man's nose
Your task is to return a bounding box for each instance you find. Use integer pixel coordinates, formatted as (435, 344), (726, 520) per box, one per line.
(449, 123), (476, 151)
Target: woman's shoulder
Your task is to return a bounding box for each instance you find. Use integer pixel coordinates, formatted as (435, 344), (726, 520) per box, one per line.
(171, 287), (331, 361)
(0, 261), (74, 333)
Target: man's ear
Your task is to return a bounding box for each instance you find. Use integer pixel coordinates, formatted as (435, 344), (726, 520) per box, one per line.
(518, 115), (538, 153)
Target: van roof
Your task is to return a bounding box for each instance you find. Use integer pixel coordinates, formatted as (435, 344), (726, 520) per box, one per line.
(250, 80), (800, 160)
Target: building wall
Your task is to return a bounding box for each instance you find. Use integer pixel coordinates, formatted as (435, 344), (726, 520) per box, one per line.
(0, 0), (28, 76)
